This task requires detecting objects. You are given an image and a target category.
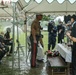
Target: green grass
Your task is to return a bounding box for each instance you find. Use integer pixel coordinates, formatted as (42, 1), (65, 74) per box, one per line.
(17, 31), (48, 52)
(0, 23), (67, 52)
(42, 31), (48, 51)
(14, 31), (67, 53)
(15, 33), (26, 46)
(26, 31), (48, 52)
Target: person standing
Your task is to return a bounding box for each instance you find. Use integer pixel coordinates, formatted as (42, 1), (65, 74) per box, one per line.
(30, 13), (43, 68)
(48, 21), (57, 51)
(57, 21), (65, 43)
(66, 15), (76, 75)
(66, 21), (72, 44)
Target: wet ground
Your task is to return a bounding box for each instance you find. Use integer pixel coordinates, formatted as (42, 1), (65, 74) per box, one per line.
(0, 51), (70, 75)
(0, 52), (51, 75)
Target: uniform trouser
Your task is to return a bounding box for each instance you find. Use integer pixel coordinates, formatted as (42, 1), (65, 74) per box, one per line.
(30, 35), (39, 67)
(72, 47), (76, 75)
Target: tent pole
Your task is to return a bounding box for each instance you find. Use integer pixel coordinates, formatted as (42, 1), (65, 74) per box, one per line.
(16, 17), (20, 70)
(15, 2), (21, 70)
(25, 12), (27, 63)
(12, 2), (15, 74)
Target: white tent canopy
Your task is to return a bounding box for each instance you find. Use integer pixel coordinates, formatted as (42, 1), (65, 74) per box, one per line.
(17, 0), (76, 16)
(0, 0), (13, 17)
(0, 0), (76, 17)
(0, 7), (13, 17)
(0, 0), (25, 17)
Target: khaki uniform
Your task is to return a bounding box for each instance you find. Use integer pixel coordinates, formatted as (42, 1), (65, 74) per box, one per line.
(31, 19), (41, 36)
(30, 19), (43, 67)
(31, 19), (43, 46)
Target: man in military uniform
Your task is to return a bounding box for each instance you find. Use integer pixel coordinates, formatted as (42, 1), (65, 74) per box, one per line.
(66, 15), (76, 75)
(30, 13), (43, 68)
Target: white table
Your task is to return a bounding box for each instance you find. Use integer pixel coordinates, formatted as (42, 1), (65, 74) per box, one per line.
(56, 44), (72, 63)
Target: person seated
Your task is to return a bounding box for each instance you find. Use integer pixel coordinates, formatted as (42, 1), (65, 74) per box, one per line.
(0, 48), (4, 64)
(4, 28), (13, 56)
(0, 32), (9, 56)
(0, 42), (9, 64)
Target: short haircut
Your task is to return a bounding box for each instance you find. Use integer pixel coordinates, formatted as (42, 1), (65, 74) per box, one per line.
(71, 15), (76, 20)
(36, 13), (43, 18)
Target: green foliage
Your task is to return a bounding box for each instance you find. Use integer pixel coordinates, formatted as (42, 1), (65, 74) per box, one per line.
(42, 15), (50, 21)
(42, 15), (55, 21)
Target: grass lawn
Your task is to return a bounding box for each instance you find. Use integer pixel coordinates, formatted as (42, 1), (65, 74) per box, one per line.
(11, 31), (48, 52)
(17, 31), (48, 52)
(42, 31), (48, 51)
(0, 22), (67, 52)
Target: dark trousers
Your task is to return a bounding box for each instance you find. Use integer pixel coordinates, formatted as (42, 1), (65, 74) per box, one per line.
(4, 45), (9, 53)
(48, 34), (56, 50)
(72, 47), (76, 75)
(58, 34), (62, 43)
(30, 35), (39, 67)
(4, 40), (13, 54)
(0, 50), (6, 60)
(0, 44), (9, 61)
(48, 42), (56, 50)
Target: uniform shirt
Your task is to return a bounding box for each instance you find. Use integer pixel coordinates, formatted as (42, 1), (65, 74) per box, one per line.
(31, 19), (41, 36)
(70, 21), (76, 47)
